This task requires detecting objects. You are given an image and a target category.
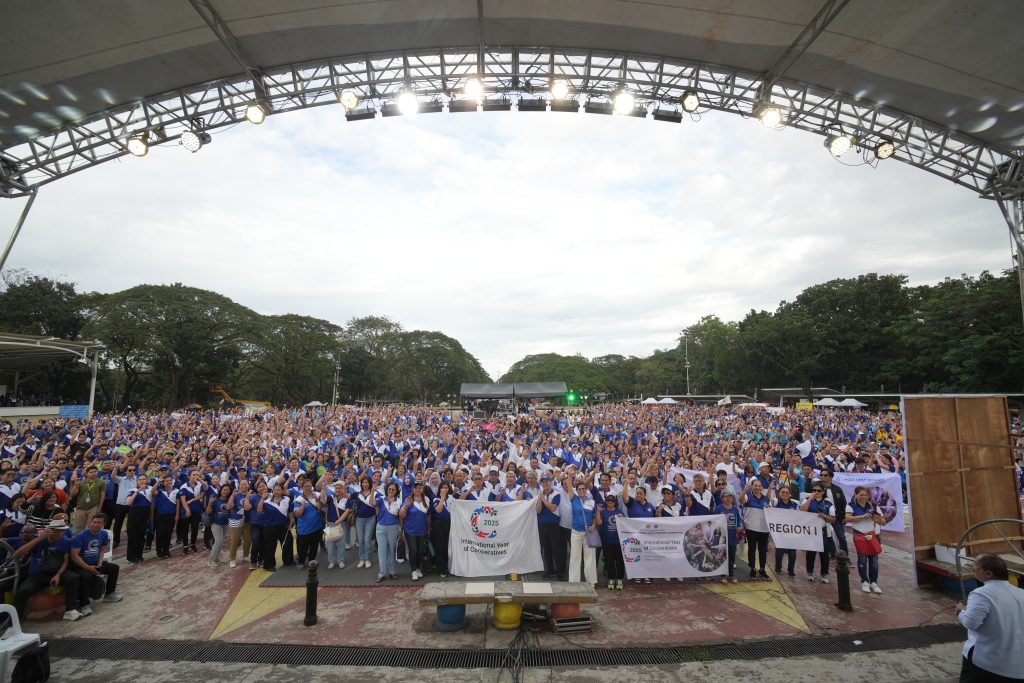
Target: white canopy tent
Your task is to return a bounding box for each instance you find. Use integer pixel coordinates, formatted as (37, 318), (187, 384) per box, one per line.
(837, 398), (868, 408)
(303, 400), (324, 407)
(813, 397), (842, 406)
(658, 397), (679, 404)
(641, 397), (660, 405)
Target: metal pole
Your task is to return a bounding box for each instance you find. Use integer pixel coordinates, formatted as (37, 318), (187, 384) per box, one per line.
(87, 349), (99, 417)
(834, 550), (854, 611)
(994, 192), (1024, 330)
(0, 189), (39, 272)
(684, 334), (691, 396)
(304, 559), (319, 626)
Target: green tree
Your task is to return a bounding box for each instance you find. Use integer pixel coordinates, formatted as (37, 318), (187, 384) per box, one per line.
(499, 353), (611, 395)
(679, 315), (739, 393)
(242, 314), (343, 405)
(0, 268), (84, 340)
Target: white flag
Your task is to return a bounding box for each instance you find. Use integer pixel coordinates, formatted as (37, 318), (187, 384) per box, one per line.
(448, 499), (544, 577)
(717, 396), (732, 406)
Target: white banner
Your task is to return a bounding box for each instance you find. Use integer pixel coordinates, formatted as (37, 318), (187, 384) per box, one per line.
(764, 507), (826, 552)
(448, 499), (544, 577)
(832, 472), (905, 532)
(617, 515), (729, 579)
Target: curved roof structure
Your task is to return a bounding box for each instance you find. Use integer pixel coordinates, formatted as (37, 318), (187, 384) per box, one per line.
(1, 0), (1023, 198)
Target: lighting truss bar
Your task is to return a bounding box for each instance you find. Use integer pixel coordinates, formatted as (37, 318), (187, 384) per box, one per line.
(0, 46), (1020, 199)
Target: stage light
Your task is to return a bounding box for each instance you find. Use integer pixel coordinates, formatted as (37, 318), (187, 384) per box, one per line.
(874, 139), (896, 159)
(825, 133), (853, 157)
(757, 104), (782, 128)
(180, 129), (210, 153)
(245, 101), (266, 125)
(613, 89), (635, 115)
(680, 90), (700, 113)
(126, 134), (149, 157)
(550, 79), (570, 100)
(567, 392), (577, 405)
(339, 89), (359, 110)
(464, 77), (484, 101)
(397, 90), (419, 116)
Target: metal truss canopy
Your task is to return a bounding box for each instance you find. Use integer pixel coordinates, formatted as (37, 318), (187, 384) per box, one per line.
(0, 45), (1022, 202)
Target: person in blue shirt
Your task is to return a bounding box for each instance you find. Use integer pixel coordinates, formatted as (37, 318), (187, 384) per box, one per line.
(800, 481), (836, 582)
(323, 481), (350, 569)
(256, 483), (291, 572)
(177, 471), (206, 556)
(535, 475), (565, 580)
(771, 485), (800, 578)
(69, 511), (123, 604)
(292, 479), (325, 568)
(11, 520), (85, 620)
(399, 482), (430, 581)
(352, 476), (377, 569)
(430, 481), (452, 578)
(205, 483), (232, 568)
(598, 493), (625, 589)
(565, 479), (599, 586)
(248, 481), (267, 570)
(714, 487), (742, 584)
(739, 478), (771, 580)
(374, 482), (402, 582)
(124, 475), (153, 564)
(152, 475), (178, 560)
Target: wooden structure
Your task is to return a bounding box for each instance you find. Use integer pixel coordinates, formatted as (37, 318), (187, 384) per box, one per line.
(902, 395), (1023, 587)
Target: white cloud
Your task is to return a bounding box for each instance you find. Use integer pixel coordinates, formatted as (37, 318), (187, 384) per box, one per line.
(0, 106), (1010, 379)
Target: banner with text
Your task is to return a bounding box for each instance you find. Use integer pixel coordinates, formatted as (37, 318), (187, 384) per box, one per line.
(764, 507), (826, 552)
(832, 471), (905, 532)
(448, 499), (544, 577)
(617, 515), (729, 579)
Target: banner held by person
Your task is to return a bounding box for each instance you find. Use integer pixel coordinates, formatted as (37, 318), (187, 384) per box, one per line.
(764, 507), (826, 552)
(832, 472), (905, 532)
(617, 515), (728, 579)
(448, 499), (544, 577)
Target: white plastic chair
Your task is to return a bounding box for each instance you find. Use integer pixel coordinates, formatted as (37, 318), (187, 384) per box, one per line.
(0, 603), (41, 682)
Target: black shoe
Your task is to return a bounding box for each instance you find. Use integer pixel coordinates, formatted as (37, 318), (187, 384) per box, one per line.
(788, 571), (796, 577)
(758, 570), (770, 580)
(190, 545), (198, 553)
(774, 566), (782, 574)
(749, 570), (756, 580)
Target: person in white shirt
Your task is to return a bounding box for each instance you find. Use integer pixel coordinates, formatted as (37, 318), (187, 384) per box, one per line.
(955, 554), (1024, 682)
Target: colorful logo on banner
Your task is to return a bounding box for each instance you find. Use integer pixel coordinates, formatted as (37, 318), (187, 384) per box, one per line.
(470, 505), (498, 538)
(621, 536), (643, 563)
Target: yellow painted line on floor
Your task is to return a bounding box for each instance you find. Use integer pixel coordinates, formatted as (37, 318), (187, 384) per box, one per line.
(210, 569), (304, 640)
(704, 572), (811, 634)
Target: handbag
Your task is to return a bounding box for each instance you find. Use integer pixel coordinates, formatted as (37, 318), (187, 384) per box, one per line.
(586, 529), (602, 548)
(324, 524), (343, 542)
(853, 531), (882, 556)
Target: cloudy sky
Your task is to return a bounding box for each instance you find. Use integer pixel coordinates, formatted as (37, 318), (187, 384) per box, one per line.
(0, 106), (1011, 379)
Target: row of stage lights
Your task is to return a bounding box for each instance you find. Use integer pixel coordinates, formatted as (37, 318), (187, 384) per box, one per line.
(125, 78), (895, 162)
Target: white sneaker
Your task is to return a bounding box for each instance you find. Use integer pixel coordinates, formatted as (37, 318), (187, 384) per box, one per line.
(821, 575), (830, 584)
(871, 582), (883, 594)
(396, 558), (405, 564)
(412, 570), (420, 581)
(63, 609), (83, 621)
(327, 562), (335, 570)
(337, 562), (345, 570)
(229, 560), (237, 568)
(608, 580), (615, 589)
(345, 543), (352, 550)
(79, 604), (93, 617)
(104, 591), (124, 603)
(208, 560), (217, 568)
(861, 581), (871, 593)
(807, 574), (815, 582)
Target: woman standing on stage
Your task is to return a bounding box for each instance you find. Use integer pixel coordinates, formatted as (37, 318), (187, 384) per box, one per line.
(374, 481), (402, 582)
(430, 481), (452, 578)
(257, 483), (290, 571)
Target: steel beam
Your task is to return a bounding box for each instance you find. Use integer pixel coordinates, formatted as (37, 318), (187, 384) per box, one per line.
(0, 45), (1020, 199)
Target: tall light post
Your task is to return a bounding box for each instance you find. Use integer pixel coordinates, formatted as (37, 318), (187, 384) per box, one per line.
(684, 333), (691, 396)
(331, 365), (341, 405)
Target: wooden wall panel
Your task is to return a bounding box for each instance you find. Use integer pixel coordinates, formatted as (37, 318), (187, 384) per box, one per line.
(903, 395), (1022, 586)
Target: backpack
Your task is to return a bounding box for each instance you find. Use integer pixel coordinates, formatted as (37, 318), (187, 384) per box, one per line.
(11, 641), (50, 683)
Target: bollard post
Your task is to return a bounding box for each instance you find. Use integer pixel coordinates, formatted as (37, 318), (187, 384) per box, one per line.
(834, 550), (854, 612)
(304, 559), (319, 626)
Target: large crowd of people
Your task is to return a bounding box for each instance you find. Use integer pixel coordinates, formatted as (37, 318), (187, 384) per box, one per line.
(1, 402), (1021, 623)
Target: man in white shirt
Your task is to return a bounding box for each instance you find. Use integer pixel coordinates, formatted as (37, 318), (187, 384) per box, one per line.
(955, 554), (1024, 682)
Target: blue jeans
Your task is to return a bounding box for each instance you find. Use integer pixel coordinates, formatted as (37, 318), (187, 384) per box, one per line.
(326, 535), (345, 566)
(856, 552), (879, 583)
(356, 515), (376, 562)
(376, 523), (399, 577)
